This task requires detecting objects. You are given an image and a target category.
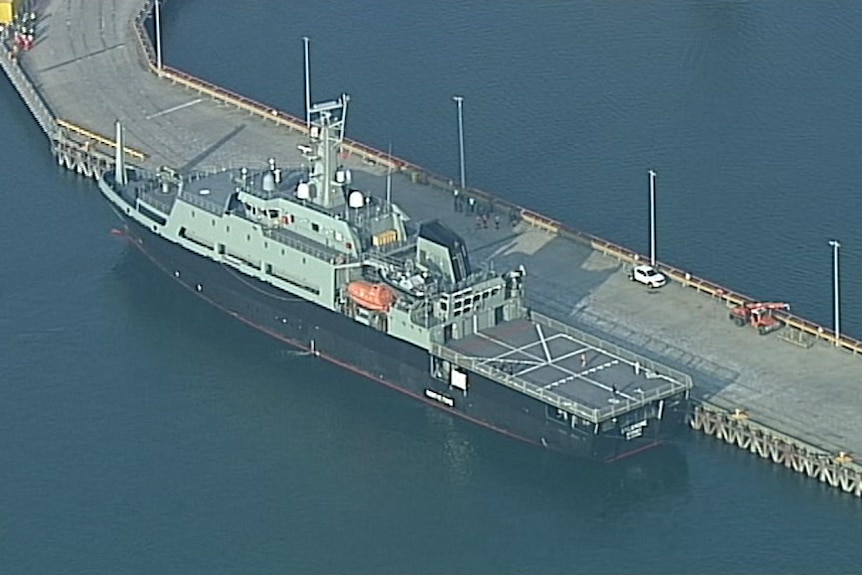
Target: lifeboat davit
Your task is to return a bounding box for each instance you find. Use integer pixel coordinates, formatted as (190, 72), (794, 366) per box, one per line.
(347, 281), (396, 312)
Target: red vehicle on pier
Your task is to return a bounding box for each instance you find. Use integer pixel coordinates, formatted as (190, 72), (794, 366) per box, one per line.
(729, 302), (790, 335)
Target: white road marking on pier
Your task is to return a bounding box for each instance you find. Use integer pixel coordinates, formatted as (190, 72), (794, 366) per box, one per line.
(146, 98), (203, 120)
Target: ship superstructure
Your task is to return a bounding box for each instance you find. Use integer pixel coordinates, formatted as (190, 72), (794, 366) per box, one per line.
(99, 93), (692, 461)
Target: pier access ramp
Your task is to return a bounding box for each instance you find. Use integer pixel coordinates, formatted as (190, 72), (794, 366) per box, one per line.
(435, 312), (693, 425)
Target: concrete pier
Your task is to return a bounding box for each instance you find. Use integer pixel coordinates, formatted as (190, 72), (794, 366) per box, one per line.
(3, 0), (862, 494)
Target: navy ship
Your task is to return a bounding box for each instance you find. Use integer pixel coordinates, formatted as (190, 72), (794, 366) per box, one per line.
(99, 94), (692, 462)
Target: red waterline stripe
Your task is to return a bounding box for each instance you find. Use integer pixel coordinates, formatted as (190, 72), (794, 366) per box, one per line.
(604, 440), (662, 463)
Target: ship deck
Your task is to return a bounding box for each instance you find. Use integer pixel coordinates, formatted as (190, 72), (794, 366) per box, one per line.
(13, 0), (862, 458)
(446, 318), (688, 419)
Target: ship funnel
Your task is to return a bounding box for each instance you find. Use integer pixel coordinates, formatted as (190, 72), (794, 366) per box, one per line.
(114, 120), (127, 186)
(417, 220), (472, 285)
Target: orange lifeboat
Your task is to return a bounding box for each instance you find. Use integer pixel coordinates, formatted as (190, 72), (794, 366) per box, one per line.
(348, 281), (396, 312)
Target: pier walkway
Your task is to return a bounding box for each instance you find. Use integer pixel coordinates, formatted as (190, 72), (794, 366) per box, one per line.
(4, 0), (862, 494)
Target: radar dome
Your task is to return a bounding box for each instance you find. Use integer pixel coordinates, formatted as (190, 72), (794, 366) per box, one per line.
(296, 182), (311, 199)
(262, 172), (276, 192)
(348, 190), (365, 209)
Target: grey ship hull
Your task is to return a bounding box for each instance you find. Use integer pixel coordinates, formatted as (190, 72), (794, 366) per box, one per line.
(118, 214), (685, 462)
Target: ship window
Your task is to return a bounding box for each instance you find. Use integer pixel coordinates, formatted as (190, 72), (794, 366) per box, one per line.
(191, 210), (195, 218)
(226, 225), (230, 232)
(281, 249), (285, 256)
(268, 209), (279, 218)
(473, 295), (480, 303)
(482, 291), (490, 299)
(264, 242), (268, 249)
(212, 220), (215, 226)
(247, 235), (251, 241)
(311, 222), (320, 232)
(441, 301), (448, 311)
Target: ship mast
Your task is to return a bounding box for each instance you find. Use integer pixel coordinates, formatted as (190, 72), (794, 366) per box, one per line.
(302, 94), (350, 210)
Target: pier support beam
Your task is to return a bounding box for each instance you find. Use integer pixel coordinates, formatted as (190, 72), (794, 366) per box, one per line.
(691, 404), (862, 497)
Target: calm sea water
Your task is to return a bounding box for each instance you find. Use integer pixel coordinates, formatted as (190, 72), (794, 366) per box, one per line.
(3, 1), (862, 573)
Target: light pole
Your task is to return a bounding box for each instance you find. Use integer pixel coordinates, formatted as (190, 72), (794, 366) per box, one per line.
(829, 240), (841, 346)
(648, 169), (657, 267)
(303, 36), (311, 130)
(453, 95), (466, 191)
(154, 0), (163, 71)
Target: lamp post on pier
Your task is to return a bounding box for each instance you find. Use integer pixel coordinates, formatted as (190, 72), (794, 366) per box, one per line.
(453, 95), (466, 192)
(829, 239), (841, 346)
(648, 169), (657, 267)
(154, 0), (163, 71)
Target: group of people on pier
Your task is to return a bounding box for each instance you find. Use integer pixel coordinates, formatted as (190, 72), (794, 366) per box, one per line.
(452, 188), (518, 231)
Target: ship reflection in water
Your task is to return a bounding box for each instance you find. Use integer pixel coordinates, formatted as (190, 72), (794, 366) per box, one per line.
(487, 438), (688, 511)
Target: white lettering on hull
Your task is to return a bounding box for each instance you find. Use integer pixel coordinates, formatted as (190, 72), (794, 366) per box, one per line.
(425, 389), (455, 407)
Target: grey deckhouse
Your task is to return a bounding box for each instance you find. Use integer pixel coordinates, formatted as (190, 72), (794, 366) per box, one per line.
(101, 93), (528, 352)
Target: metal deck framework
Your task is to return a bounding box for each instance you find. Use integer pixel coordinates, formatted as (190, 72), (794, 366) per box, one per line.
(435, 311), (692, 424)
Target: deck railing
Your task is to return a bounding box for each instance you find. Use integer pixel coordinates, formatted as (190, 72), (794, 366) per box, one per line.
(433, 312), (692, 424)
